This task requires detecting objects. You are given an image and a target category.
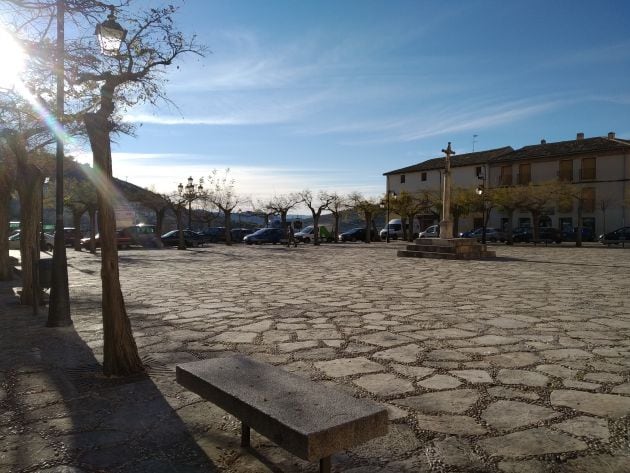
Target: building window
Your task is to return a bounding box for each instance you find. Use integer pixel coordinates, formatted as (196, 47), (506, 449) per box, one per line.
(400, 174), (406, 184)
(475, 166), (482, 178)
(559, 159), (573, 182)
(421, 172), (427, 182)
(518, 163), (531, 185)
(581, 187), (595, 213)
(581, 158), (596, 180)
(500, 165), (512, 186)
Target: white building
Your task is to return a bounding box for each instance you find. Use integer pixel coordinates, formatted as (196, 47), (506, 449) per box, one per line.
(384, 133), (630, 236)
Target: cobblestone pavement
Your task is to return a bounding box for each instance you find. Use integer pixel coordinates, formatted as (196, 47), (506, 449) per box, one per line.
(2, 242), (630, 472)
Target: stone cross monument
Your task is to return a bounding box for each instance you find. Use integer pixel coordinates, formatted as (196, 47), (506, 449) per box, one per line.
(439, 142), (455, 239)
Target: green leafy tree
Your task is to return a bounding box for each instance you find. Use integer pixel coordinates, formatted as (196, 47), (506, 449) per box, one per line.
(488, 185), (528, 244)
(348, 192), (382, 243)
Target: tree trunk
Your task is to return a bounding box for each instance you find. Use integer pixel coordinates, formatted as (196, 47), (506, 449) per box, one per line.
(176, 207), (186, 250)
(224, 210), (232, 245)
(155, 207), (166, 236)
(0, 186), (11, 281)
(17, 162), (43, 306)
(72, 208), (84, 251)
(531, 210), (540, 242)
(85, 111), (143, 377)
(505, 209), (514, 244)
(313, 214), (320, 245)
(364, 212), (372, 243)
(576, 200), (583, 248)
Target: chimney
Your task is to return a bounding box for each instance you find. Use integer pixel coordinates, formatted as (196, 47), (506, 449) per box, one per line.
(608, 131), (616, 139)
(540, 139), (546, 145)
(576, 132), (584, 141)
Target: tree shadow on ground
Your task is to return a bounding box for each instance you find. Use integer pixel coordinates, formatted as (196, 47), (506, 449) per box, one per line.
(0, 279), (219, 473)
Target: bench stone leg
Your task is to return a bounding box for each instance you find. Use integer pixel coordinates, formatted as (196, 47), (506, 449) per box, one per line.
(241, 422), (250, 447)
(319, 456), (331, 473)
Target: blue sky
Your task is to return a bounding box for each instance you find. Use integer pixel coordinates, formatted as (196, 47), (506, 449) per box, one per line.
(78, 0), (630, 204)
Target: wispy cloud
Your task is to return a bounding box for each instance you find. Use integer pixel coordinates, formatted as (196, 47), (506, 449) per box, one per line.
(72, 151), (381, 203)
(296, 95), (567, 144)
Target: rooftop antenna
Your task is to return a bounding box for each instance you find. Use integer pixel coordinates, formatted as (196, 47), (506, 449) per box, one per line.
(472, 134), (478, 152)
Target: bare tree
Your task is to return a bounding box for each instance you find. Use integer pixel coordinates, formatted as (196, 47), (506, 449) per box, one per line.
(263, 193), (301, 229)
(325, 192), (349, 242)
(162, 191), (189, 250)
(205, 169), (243, 245)
(299, 190), (335, 245)
(71, 5), (205, 376)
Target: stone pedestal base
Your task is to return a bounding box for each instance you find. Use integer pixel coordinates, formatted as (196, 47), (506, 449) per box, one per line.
(397, 238), (495, 260)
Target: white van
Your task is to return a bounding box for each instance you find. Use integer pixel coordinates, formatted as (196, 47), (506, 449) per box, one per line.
(379, 219), (404, 240)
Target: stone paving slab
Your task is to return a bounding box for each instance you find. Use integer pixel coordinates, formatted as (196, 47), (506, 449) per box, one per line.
(2, 244), (630, 472)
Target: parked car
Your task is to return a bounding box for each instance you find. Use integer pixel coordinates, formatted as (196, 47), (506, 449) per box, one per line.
(469, 227), (506, 242)
(230, 228), (254, 242)
(8, 231), (54, 251)
(379, 219), (404, 240)
(598, 226), (630, 243)
(418, 224), (439, 238)
(243, 228), (285, 245)
(118, 224), (160, 248)
(562, 227), (595, 242)
(294, 225), (333, 243)
(56, 227), (82, 247)
(201, 227), (226, 243)
(458, 228), (479, 238)
(338, 227), (379, 242)
(80, 231), (124, 250)
(512, 227), (562, 244)
(161, 230), (207, 247)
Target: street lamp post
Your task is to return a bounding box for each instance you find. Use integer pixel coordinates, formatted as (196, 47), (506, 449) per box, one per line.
(385, 191), (397, 243)
(238, 208), (242, 228)
(476, 170), (487, 244)
(40, 177), (49, 251)
(47, 0), (71, 327)
(178, 177), (203, 230)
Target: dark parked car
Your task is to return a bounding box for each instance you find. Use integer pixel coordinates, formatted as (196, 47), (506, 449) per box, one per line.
(80, 224), (159, 250)
(243, 228), (284, 245)
(230, 228), (254, 242)
(161, 230), (207, 247)
(512, 227), (562, 244)
(469, 227), (506, 242)
(562, 227), (595, 242)
(201, 227), (226, 243)
(338, 227), (380, 242)
(599, 226), (630, 243)
(56, 227), (82, 246)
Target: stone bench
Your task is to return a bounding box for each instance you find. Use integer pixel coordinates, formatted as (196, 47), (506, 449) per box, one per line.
(176, 355), (388, 473)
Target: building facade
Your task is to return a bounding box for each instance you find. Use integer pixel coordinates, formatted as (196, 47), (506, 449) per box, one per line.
(384, 133), (630, 236)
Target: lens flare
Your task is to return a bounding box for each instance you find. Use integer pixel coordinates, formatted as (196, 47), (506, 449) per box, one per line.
(0, 27), (26, 89)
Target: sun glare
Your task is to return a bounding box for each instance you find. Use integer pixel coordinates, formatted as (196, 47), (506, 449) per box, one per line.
(0, 27), (26, 89)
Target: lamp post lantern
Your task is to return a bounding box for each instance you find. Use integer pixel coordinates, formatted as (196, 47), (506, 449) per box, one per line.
(95, 6), (127, 55)
(178, 177), (203, 230)
(385, 191), (397, 243)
